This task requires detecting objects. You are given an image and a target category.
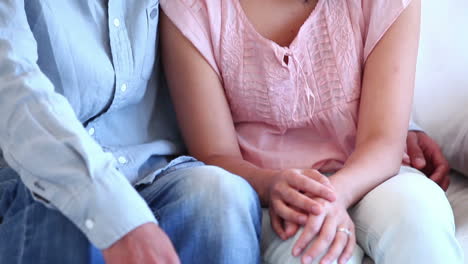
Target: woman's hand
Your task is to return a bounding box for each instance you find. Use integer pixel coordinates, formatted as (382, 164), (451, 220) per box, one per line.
(292, 198), (355, 264)
(267, 169), (336, 238)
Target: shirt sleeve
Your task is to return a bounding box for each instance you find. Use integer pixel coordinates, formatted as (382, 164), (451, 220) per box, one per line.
(160, 0), (222, 77)
(0, 1), (156, 249)
(362, 0), (412, 61)
(408, 119), (424, 132)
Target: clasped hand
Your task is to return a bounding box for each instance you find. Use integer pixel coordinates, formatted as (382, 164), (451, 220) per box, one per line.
(266, 169), (354, 264)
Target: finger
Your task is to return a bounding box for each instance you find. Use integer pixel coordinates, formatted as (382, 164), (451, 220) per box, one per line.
(426, 145), (449, 183)
(402, 152), (411, 165)
(441, 175), (450, 192)
(320, 228), (349, 264)
(284, 221), (300, 239)
(163, 253), (181, 264)
(428, 165), (448, 184)
(429, 162), (449, 185)
(426, 143), (450, 183)
(292, 214), (324, 257)
(407, 132), (426, 169)
(302, 216), (337, 263)
(338, 229), (356, 264)
(272, 198), (308, 225)
(281, 187), (323, 215)
(288, 172), (336, 202)
(270, 208), (287, 240)
(302, 170), (333, 188)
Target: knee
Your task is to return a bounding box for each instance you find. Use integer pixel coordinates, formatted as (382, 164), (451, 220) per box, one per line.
(353, 171), (462, 262)
(356, 172), (455, 244)
(179, 165), (261, 220)
(175, 165), (262, 248)
(387, 173), (454, 232)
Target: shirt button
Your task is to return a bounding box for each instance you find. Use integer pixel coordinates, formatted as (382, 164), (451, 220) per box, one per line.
(118, 156), (128, 164)
(150, 9), (158, 19)
(113, 18), (121, 27)
(88, 127), (95, 136)
(85, 219), (94, 229)
(120, 83), (127, 92)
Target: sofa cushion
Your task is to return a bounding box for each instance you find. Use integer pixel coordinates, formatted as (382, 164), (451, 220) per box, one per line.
(412, 0), (468, 176)
(447, 172), (468, 260)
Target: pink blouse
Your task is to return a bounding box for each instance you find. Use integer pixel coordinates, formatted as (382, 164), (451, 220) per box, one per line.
(161, 0), (411, 171)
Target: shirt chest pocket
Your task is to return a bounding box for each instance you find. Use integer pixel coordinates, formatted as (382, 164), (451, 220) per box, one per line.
(141, 1), (160, 79)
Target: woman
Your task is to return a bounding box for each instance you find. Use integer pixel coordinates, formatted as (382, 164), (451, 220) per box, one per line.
(159, 0), (462, 263)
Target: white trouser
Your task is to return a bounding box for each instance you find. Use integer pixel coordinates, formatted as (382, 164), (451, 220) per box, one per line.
(261, 166), (463, 264)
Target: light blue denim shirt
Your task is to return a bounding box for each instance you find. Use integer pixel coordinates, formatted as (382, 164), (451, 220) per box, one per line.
(0, 0), (184, 249)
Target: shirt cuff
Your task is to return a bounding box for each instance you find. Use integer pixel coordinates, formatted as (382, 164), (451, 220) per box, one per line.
(409, 120), (425, 132)
(59, 167), (157, 249)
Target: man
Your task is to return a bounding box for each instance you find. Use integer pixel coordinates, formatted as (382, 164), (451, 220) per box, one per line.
(0, 1), (450, 264)
(0, 1), (261, 263)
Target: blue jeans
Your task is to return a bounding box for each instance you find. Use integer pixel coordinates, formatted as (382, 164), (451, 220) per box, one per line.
(0, 160), (262, 264)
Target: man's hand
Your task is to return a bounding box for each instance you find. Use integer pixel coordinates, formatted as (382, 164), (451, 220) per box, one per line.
(405, 131), (450, 191)
(103, 223), (180, 264)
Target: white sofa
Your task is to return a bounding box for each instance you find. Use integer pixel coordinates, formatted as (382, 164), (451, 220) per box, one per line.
(363, 1), (468, 263)
(414, 0), (468, 262)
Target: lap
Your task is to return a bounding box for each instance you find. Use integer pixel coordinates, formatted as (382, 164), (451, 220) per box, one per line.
(138, 162), (259, 221)
(350, 166), (458, 262)
(261, 209), (364, 264)
(137, 161), (262, 263)
(350, 166), (454, 245)
(0, 161), (261, 264)
(261, 166), (457, 264)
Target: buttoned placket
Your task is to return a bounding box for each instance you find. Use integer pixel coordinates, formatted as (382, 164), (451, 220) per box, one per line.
(105, 1), (130, 168)
(107, 0), (132, 112)
(79, 1), (133, 233)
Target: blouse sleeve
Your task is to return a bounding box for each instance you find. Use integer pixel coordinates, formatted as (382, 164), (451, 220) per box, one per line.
(160, 0), (222, 77)
(361, 0), (413, 61)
